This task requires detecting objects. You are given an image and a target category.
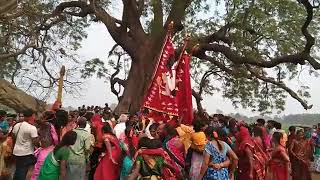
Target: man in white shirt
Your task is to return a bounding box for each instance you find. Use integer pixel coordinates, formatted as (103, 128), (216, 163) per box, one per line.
(12, 109), (38, 180)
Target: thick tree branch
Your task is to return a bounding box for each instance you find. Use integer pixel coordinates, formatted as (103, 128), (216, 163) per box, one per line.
(307, 57), (320, 69)
(192, 89), (204, 114)
(90, 0), (139, 61)
(195, 53), (235, 75)
(299, 0), (315, 54)
(121, 0), (147, 41)
(192, 69), (218, 114)
(150, 0), (164, 37)
(192, 89), (203, 101)
(298, 0), (320, 69)
(0, 35), (36, 60)
(197, 52), (312, 110)
(192, 0), (319, 69)
(53, 1), (93, 17)
(0, 79), (46, 112)
(246, 65), (313, 110)
(200, 24), (233, 45)
(137, 0), (145, 15)
(165, 0), (194, 34)
(110, 54), (126, 101)
(0, 0), (17, 15)
(195, 43), (319, 69)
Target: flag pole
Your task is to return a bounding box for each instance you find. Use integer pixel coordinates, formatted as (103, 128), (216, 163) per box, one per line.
(190, 43), (200, 56)
(147, 21), (174, 84)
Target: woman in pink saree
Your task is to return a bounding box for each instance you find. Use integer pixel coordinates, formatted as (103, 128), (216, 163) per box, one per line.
(31, 118), (58, 180)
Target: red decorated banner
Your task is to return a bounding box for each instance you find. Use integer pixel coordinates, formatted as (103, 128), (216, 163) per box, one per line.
(176, 53), (193, 125)
(142, 34), (178, 116)
(141, 34), (193, 125)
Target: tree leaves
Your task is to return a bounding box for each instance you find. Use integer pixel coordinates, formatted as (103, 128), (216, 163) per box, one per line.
(1, 0), (319, 114)
(81, 58), (109, 79)
(0, 0), (89, 100)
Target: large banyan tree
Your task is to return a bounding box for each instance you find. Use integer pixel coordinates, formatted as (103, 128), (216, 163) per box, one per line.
(0, 0), (320, 114)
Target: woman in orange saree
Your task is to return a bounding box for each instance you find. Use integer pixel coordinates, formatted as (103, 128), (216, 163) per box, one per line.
(94, 123), (122, 180)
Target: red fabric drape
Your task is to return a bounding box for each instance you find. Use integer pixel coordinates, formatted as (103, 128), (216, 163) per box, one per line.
(141, 34), (193, 125)
(142, 35), (178, 116)
(176, 54), (193, 125)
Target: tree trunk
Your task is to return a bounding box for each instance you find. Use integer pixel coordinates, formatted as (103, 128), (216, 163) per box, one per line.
(114, 42), (160, 115)
(195, 96), (204, 115)
(0, 0), (17, 15)
(0, 79), (46, 112)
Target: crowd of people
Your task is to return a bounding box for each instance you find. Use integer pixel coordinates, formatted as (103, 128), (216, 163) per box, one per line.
(0, 105), (320, 180)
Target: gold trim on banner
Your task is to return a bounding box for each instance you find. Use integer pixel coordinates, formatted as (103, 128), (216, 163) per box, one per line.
(144, 106), (179, 116)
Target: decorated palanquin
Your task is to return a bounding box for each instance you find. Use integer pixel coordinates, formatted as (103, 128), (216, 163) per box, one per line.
(141, 29), (193, 125)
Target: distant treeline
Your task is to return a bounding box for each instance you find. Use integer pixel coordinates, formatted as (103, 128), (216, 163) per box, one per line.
(227, 113), (319, 126)
(281, 114), (320, 125)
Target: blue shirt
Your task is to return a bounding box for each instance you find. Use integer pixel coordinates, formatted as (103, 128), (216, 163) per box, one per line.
(222, 126), (230, 135)
(0, 119), (9, 133)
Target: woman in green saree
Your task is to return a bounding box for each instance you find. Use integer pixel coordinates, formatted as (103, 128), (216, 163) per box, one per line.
(38, 131), (77, 180)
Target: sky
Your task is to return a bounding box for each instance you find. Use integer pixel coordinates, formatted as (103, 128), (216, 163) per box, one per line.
(61, 23), (320, 117)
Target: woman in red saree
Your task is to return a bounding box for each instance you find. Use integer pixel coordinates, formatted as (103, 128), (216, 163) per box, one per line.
(289, 129), (312, 180)
(266, 131), (290, 180)
(89, 112), (105, 180)
(253, 126), (268, 153)
(94, 123), (122, 180)
(235, 126), (258, 180)
(252, 126), (269, 179)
